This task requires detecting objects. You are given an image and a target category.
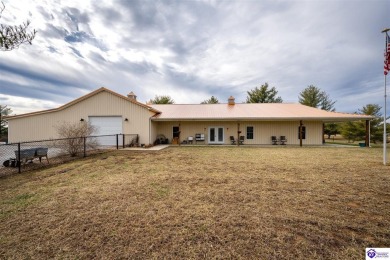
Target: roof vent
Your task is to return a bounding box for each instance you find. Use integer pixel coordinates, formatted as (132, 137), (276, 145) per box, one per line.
(127, 91), (137, 100)
(228, 96), (235, 105)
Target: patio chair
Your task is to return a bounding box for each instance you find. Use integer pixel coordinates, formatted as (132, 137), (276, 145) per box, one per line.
(230, 136), (236, 145)
(280, 136), (287, 145)
(271, 136), (278, 145)
(239, 136), (245, 145)
(188, 136), (194, 144)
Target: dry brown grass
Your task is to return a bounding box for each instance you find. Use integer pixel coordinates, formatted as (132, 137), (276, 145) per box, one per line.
(0, 146), (389, 259)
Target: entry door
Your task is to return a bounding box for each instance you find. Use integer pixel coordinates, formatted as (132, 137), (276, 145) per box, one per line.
(209, 127), (224, 144)
(172, 126), (180, 138)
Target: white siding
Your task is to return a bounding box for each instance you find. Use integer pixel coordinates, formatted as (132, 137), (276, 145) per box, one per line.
(154, 120), (324, 145)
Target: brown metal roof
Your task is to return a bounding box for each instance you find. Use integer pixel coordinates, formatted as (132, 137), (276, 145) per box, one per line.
(150, 103), (374, 122)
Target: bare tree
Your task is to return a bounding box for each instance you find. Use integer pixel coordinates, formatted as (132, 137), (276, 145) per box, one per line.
(0, 105), (11, 139)
(0, 2), (37, 51)
(55, 122), (97, 157)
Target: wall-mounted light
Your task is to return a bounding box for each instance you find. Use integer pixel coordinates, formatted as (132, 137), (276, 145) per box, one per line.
(124, 118), (129, 122)
(80, 118), (84, 122)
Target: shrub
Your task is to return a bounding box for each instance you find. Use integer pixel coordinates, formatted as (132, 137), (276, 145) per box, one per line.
(55, 122), (97, 157)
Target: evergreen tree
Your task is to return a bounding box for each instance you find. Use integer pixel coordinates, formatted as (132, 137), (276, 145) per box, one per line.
(298, 85), (336, 111)
(340, 104), (384, 143)
(324, 123), (340, 139)
(149, 95), (175, 104)
(299, 85), (337, 142)
(246, 83), (283, 103)
(358, 104), (383, 143)
(201, 96), (219, 104)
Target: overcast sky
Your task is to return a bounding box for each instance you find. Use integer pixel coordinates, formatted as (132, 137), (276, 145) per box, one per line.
(0, 0), (389, 115)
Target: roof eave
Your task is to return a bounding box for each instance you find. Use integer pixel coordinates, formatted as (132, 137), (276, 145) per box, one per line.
(151, 116), (375, 122)
(6, 87), (160, 119)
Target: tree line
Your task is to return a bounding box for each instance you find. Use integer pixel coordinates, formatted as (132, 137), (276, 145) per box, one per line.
(1, 85), (384, 144)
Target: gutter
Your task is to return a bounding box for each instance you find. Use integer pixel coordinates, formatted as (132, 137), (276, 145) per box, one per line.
(150, 116), (375, 122)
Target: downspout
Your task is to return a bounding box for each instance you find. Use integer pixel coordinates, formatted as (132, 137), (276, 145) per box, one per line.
(149, 117), (151, 145)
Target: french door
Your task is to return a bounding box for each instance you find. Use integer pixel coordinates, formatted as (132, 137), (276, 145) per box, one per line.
(209, 127), (224, 144)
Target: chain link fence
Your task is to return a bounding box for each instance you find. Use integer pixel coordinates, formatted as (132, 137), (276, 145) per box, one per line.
(0, 134), (138, 177)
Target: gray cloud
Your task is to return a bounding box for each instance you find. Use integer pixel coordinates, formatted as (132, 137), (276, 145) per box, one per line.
(42, 24), (68, 39)
(117, 59), (159, 75)
(87, 51), (107, 63)
(92, 4), (122, 26)
(36, 6), (53, 20)
(69, 47), (84, 58)
(0, 0), (389, 115)
(47, 46), (58, 53)
(117, 0), (160, 29)
(65, 31), (90, 43)
(65, 7), (90, 24)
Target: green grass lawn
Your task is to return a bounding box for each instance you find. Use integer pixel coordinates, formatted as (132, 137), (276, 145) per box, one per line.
(0, 146), (389, 259)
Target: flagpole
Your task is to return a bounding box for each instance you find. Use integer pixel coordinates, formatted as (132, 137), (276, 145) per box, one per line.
(382, 28), (390, 165)
(385, 73), (387, 165)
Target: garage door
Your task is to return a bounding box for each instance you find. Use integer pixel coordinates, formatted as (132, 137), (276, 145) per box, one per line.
(89, 116), (123, 146)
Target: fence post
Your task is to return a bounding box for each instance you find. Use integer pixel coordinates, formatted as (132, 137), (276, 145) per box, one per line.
(122, 134), (125, 148)
(116, 134), (119, 150)
(18, 143), (21, 173)
(83, 137), (86, 157)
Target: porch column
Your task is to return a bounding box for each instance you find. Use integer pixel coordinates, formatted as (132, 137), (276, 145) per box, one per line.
(365, 120), (370, 147)
(322, 123), (325, 144)
(178, 122), (181, 146)
(237, 122), (240, 146)
(299, 120), (303, 147)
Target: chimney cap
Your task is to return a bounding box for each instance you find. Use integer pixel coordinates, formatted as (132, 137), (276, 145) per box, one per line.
(228, 96), (235, 105)
(127, 91), (137, 100)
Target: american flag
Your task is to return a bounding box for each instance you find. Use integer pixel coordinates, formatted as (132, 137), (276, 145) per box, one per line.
(385, 34), (390, 76)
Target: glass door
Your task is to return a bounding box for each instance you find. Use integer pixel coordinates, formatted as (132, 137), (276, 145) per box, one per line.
(210, 128), (215, 142)
(209, 127), (224, 144)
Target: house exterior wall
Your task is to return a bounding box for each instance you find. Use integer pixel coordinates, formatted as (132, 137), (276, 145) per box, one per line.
(8, 91), (154, 144)
(153, 120), (324, 145)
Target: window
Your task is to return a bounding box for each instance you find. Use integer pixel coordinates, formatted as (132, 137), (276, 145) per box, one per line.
(298, 126), (306, 139)
(246, 126), (254, 139)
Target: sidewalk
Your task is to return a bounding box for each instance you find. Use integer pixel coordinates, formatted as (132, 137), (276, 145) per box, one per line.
(122, 145), (170, 151)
